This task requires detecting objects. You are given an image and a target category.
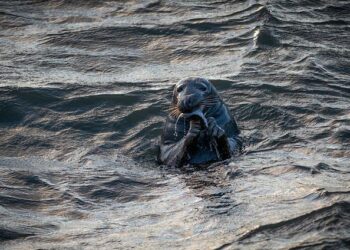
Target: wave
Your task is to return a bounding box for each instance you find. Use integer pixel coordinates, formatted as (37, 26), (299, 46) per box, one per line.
(238, 201), (350, 244)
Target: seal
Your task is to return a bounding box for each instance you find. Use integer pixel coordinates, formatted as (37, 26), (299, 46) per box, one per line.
(159, 77), (242, 167)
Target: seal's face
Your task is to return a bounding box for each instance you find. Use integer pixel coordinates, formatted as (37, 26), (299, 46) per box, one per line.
(171, 77), (218, 118)
(175, 78), (209, 113)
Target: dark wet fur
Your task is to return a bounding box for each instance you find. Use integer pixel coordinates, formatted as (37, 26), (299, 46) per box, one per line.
(159, 77), (242, 167)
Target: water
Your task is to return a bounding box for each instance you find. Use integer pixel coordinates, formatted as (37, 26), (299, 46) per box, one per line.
(1, 0), (350, 249)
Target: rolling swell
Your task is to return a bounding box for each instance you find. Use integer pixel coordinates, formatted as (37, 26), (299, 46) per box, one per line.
(1, 0), (350, 249)
(238, 201), (350, 248)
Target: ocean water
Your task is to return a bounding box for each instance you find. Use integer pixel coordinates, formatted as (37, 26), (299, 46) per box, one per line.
(1, 0), (350, 249)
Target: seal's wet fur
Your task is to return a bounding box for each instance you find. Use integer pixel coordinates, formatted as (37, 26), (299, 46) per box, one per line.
(159, 77), (242, 167)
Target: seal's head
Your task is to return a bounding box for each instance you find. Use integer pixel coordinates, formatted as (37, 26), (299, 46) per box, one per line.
(169, 77), (221, 124)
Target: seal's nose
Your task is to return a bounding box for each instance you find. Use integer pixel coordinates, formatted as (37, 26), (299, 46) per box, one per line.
(179, 94), (201, 113)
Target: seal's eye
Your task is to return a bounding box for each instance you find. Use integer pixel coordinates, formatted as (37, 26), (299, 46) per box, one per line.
(177, 85), (184, 92)
(198, 84), (207, 92)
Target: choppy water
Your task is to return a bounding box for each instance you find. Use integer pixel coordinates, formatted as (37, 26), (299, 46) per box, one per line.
(1, 0), (350, 249)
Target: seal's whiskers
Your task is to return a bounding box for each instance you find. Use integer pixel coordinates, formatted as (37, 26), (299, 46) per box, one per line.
(169, 106), (182, 118)
(174, 113), (183, 137)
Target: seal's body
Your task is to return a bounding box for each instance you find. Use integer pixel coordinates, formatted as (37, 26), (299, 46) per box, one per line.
(159, 77), (242, 167)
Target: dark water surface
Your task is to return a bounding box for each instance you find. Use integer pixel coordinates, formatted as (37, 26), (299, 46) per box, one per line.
(1, 0), (350, 249)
